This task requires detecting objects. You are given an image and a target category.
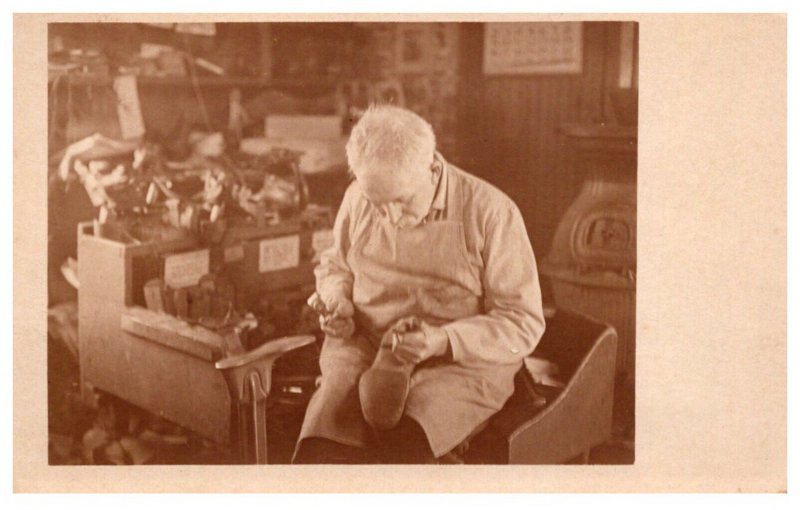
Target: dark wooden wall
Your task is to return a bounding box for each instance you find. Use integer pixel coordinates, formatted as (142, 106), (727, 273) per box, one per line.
(452, 22), (628, 302)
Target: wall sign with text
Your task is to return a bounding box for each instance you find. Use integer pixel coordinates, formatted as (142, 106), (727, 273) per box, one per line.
(163, 249), (210, 288)
(483, 22), (583, 75)
(258, 235), (300, 273)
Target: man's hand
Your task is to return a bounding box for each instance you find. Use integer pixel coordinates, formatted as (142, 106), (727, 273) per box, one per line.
(322, 293), (354, 319)
(320, 314), (355, 338)
(308, 292), (355, 338)
(390, 318), (449, 365)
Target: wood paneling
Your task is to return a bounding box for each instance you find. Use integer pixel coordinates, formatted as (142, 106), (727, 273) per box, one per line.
(452, 23), (626, 302)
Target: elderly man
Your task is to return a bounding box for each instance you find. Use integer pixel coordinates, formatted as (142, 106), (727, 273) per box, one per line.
(294, 105), (545, 463)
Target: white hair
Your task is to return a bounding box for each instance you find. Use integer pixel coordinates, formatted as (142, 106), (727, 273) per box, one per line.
(345, 105), (436, 177)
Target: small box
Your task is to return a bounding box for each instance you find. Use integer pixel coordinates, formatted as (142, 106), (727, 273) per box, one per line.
(265, 115), (342, 141)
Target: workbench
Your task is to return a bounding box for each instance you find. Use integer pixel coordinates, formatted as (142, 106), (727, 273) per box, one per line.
(77, 211), (331, 448)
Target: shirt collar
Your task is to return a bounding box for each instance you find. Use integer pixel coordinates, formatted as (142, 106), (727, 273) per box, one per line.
(430, 151), (449, 211)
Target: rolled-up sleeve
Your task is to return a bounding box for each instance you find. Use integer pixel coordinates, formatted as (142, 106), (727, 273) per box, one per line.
(314, 183), (357, 302)
(443, 203), (546, 366)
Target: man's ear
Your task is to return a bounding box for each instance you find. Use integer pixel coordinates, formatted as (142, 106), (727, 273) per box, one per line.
(430, 160), (442, 182)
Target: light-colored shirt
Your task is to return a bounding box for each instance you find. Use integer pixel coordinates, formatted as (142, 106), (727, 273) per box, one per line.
(315, 154), (546, 366)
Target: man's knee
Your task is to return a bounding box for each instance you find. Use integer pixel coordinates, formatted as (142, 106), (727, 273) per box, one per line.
(293, 419), (438, 464)
(375, 416), (437, 464)
(293, 437), (375, 464)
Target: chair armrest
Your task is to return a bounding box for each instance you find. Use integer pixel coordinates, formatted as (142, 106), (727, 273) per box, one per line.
(466, 310), (618, 464)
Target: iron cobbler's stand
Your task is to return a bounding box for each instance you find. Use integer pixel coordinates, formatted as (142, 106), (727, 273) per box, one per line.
(215, 334), (315, 463)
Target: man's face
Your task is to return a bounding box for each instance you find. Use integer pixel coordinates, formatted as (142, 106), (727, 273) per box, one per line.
(355, 161), (437, 229)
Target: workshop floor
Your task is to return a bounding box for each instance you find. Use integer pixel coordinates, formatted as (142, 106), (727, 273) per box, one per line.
(47, 310), (634, 465)
(48, 333), (232, 465)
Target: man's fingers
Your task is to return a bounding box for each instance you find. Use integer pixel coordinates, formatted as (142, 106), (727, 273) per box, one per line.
(392, 332), (428, 363)
(388, 319), (442, 364)
(337, 317), (355, 337)
(334, 300), (354, 318)
(392, 344), (419, 364)
(321, 323), (346, 337)
(393, 316), (420, 332)
(321, 316), (354, 338)
(419, 320), (435, 335)
(307, 293), (327, 314)
(314, 293), (355, 319)
(320, 318), (337, 336)
(324, 297), (353, 318)
(398, 331), (425, 346)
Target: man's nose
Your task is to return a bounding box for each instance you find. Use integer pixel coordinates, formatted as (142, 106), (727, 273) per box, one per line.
(386, 202), (403, 225)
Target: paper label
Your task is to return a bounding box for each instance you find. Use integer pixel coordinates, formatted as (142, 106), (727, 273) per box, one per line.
(259, 236), (300, 272)
(164, 249), (209, 288)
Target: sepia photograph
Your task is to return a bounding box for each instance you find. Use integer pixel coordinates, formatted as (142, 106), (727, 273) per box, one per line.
(43, 19), (637, 467)
(12, 10), (787, 494)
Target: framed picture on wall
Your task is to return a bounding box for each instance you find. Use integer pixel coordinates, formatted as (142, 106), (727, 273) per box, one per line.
(396, 23), (430, 73)
(483, 22), (583, 75)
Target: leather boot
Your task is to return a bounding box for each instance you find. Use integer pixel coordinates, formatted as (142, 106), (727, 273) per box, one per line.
(358, 319), (418, 430)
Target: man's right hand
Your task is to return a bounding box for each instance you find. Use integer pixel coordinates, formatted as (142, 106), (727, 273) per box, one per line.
(321, 293), (354, 319)
(320, 314), (355, 338)
(309, 292), (355, 338)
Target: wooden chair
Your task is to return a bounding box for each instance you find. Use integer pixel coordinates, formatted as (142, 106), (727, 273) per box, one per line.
(117, 307), (616, 465)
(465, 309), (618, 464)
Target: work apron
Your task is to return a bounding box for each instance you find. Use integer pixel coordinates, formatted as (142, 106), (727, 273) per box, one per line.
(297, 170), (519, 458)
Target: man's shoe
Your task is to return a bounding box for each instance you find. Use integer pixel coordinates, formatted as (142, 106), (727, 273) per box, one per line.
(359, 324), (417, 430)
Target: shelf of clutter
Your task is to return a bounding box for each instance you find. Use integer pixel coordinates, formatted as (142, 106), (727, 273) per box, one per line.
(48, 72), (340, 94)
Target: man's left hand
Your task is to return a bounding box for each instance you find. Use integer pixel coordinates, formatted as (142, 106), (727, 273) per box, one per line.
(391, 320), (449, 364)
